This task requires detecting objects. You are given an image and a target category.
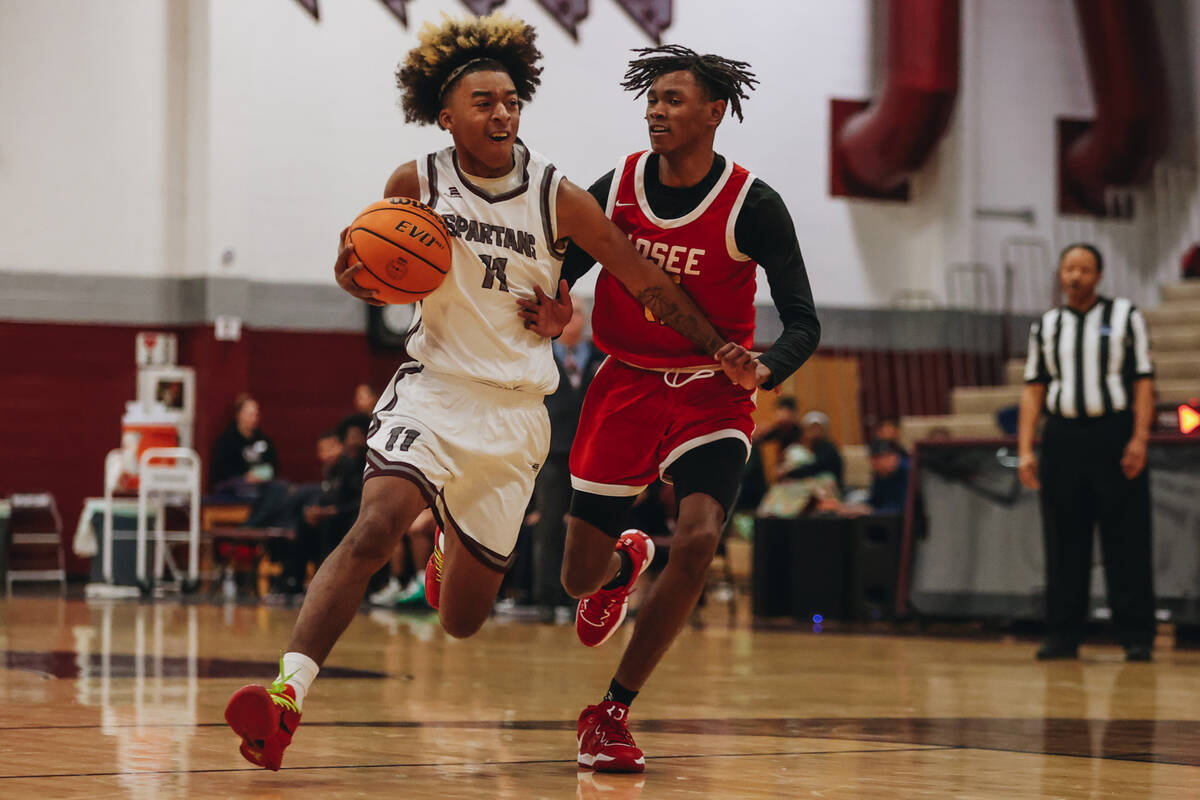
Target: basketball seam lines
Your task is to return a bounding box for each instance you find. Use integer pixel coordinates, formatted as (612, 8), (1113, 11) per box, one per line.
(350, 226), (448, 274)
(356, 204), (446, 233)
(349, 228), (449, 294)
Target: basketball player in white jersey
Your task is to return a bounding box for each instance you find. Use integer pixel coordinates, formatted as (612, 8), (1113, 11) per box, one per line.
(223, 14), (761, 771)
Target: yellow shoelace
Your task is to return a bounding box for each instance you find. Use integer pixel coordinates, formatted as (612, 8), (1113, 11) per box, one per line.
(268, 655), (301, 714)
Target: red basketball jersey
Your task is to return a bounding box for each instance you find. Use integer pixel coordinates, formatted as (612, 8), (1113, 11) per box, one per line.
(591, 152), (758, 370)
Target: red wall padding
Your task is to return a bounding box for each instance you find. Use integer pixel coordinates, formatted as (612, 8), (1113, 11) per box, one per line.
(0, 321), (401, 574)
(1, 319), (1005, 576)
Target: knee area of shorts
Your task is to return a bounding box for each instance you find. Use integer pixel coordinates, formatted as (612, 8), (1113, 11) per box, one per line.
(569, 492), (636, 539)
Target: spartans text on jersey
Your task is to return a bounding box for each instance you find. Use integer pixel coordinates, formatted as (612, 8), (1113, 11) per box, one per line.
(440, 213), (537, 258)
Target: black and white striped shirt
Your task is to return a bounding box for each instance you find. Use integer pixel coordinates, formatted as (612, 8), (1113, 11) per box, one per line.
(1024, 296), (1154, 418)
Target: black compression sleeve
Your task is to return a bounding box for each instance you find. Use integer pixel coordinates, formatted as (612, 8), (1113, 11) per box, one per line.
(734, 179), (820, 388)
(561, 171), (615, 289)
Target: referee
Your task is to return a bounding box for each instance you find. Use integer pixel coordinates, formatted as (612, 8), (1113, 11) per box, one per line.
(1017, 243), (1156, 661)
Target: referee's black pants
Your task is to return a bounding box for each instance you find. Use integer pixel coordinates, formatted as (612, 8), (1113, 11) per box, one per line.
(1038, 411), (1155, 649)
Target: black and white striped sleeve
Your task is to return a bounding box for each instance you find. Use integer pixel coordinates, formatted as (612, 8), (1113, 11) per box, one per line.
(1024, 319), (1050, 384)
(1126, 306), (1155, 379)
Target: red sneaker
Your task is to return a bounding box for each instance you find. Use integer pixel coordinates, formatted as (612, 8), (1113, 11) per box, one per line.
(576, 530), (655, 647)
(577, 700), (645, 773)
(224, 672), (302, 771)
(424, 528), (444, 611)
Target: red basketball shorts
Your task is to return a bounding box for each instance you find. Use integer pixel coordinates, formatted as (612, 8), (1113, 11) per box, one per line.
(569, 358), (756, 496)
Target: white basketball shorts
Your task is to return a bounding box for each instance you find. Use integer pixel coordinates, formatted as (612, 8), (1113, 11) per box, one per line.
(364, 362), (550, 571)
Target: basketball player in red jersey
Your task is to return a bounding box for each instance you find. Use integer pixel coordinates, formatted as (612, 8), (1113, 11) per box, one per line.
(540, 46), (821, 772)
(222, 20), (760, 772)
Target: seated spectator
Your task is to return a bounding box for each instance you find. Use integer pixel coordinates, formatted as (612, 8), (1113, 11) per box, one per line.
(925, 426), (952, 441)
(269, 431), (342, 597)
(820, 440), (910, 518)
(280, 429), (344, 519)
(872, 416), (911, 463)
(996, 405), (1019, 436)
(756, 411), (842, 518)
(309, 414), (369, 545)
(316, 429), (344, 470)
(754, 396), (802, 449)
(276, 415), (369, 597)
(865, 439), (909, 512)
(777, 410), (844, 490)
(354, 382), (379, 415)
(209, 394), (278, 496)
(743, 398), (802, 513)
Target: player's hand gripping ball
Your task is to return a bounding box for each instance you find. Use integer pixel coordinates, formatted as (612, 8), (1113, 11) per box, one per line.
(346, 198), (451, 303)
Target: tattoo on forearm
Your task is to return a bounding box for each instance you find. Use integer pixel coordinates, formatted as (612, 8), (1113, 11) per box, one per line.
(636, 287), (723, 355)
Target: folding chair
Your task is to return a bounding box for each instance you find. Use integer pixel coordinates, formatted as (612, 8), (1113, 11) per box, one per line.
(6, 492), (66, 595)
(134, 448), (202, 596)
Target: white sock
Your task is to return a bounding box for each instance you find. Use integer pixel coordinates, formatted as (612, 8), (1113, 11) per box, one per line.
(277, 652), (319, 710)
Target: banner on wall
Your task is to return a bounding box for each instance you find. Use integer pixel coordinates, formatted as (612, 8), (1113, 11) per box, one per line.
(536, 0), (590, 39)
(379, 0), (408, 25)
(461, 0), (506, 14)
(293, 0), (319, 20)
(614, 0), (672, 43)
(291, 0), (673, 41)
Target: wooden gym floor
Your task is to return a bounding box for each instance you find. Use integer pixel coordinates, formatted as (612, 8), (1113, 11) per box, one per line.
(0, 595), (1197, 799)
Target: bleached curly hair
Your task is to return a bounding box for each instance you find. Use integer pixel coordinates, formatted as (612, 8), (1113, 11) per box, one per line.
(396, 13), (543, 126)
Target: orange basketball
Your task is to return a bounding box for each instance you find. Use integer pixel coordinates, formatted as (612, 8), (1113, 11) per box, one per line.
(347, 197), (452, 303)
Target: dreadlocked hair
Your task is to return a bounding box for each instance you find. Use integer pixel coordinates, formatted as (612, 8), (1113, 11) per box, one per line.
(622, 45), (758, 122)
(396, 13), (543, 126)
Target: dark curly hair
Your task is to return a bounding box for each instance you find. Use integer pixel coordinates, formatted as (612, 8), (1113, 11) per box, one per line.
(396, 13), (543, 126)
(622, 44), (758, 122)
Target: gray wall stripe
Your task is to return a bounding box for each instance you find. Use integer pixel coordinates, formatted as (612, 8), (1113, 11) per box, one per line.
(1, 271), (1035, 350)
(0, 272), (366, 332)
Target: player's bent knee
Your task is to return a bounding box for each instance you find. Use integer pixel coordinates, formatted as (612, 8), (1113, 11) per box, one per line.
(560, 551), (607, 598)
(344, 533), (394, 567)
(560, 567), (596, 600)
(668, 527), (721, 580)
(439, 608), (487, 639)
(344, 504), (410, 565)
(560, 559), (587, 598)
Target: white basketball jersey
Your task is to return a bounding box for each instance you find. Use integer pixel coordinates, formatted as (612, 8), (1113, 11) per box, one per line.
(407, 142), (565, 395)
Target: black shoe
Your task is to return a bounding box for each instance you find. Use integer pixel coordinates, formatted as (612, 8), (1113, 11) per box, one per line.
(1036, 640), (1079, 660)
(1124, 645), (1152, 662)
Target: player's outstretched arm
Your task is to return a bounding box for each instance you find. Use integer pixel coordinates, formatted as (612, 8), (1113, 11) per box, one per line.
(554, 179), (725, 357)
(334, 162), (422, 306)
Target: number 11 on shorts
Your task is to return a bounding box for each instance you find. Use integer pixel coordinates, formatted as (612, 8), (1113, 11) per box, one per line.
(386, 426), (421, 452)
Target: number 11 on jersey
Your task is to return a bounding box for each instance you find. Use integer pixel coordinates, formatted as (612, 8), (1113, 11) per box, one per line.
(479, 253), (509, 292)
(385, 427), (421, 452)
